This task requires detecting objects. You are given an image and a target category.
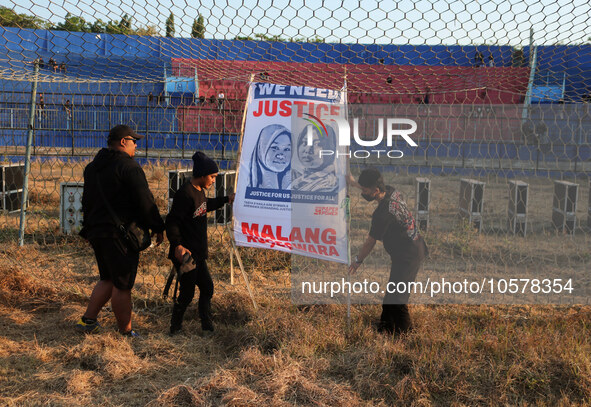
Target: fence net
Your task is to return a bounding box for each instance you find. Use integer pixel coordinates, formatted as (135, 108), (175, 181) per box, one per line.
(0, 1), (589, 307)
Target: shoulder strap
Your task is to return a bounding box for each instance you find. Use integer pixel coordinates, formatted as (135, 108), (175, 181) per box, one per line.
(95, 172), (126, 234)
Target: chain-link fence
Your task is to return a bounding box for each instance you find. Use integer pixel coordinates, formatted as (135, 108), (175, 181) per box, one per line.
(0, 1), (590, 307)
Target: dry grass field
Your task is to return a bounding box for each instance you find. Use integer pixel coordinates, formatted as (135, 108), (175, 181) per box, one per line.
(0, 160), (590, 406)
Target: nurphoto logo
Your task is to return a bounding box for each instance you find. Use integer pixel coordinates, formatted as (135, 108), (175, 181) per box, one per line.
(302, 114), (418, 159)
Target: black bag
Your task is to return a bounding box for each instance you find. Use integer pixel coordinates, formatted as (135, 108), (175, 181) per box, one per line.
(119, 221), (151, 252)
(96, 173), (151, 252)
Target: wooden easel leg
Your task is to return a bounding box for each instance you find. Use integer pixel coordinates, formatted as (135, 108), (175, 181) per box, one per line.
(230, 246), (234, 285)
(226, 224), (258, 311)
(347, 275), (351, 329)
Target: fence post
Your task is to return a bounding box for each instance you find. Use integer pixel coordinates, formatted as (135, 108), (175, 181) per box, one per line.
(145, 102), (149, 159)
(71, 103), (75, 157)
(180, 106), (185, 159)
(18, 62), (39, 246)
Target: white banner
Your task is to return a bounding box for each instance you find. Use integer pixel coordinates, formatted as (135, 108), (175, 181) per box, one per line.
(233, 82), (349, 264)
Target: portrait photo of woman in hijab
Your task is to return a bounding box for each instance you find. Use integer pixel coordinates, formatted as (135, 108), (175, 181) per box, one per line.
(291, 124), (338, 193)
(249, 124), (292, 190)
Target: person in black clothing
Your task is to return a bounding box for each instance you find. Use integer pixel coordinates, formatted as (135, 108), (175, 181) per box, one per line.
(474, 51), (485, 67)
(37, 93), (46, 118)
(63, 99), (72, 117)
(48, 57), (57, 72)
(166, 151), (234, 335)
(77, 125), (165, 337)
(349, 169), (427, 335)
(421, 87), (430, 105)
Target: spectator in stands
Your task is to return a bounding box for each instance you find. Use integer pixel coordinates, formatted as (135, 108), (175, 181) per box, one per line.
(480, 87), (488, 101)
(349, 168), (428, 335)
(60, 62), (66, 73)
(33, 57), (43, 68)
(487, 55), (494, 67)
(209, 95), (216, 105)
(148, 92), (154, 103)
(421, 87), (431, 105)
(249, 124), (291, 190)
(63, 99), (72, 116)
(64, 99), (72, 129)
(474, 52), (484, 67)
(48, 57), (58, 72)
(37, 93), (46, 118)
(198, 95), (206, 105)
(217, 91), (225, 111)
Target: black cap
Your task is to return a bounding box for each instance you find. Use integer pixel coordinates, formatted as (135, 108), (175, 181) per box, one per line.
(108, 124), (144, 142)
(192, 151), (219, 177)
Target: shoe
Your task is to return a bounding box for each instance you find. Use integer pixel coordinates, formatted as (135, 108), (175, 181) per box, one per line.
(201, 317), (214, 332)
(376, 321), (394, 335)
(121, 329), (140, 338)
(169, 327), (182, 336)
(75, 317), (101, 334)
(170, 304), (186, 336)
(199, 303), (214, 332)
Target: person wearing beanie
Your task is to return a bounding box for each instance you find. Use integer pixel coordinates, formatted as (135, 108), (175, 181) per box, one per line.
(165, 151), (234, 335)
(349, 168), (427, 335)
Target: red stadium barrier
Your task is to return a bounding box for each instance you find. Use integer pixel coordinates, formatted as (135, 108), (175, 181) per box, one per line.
(171, 59), (529, 140)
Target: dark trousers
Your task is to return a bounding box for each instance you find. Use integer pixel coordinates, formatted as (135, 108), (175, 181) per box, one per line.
(381, 237), (427, 334)
(175, 259), (213, 320)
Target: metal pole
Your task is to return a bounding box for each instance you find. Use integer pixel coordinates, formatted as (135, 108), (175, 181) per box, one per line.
(18, 63), (39, 246)
(145, 101), (149, 159)
(522, 43), (538, 123)
(71, 102), (75, 156)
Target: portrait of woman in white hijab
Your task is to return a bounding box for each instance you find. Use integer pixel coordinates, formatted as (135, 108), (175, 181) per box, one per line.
(291, 124), (337, 193)
(249, 124), (292, 190)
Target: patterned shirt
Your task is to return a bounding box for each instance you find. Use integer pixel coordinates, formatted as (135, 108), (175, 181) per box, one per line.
(369, 186), (420, 256)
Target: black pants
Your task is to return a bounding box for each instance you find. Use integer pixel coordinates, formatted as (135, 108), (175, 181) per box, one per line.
(381, 237), (427, 333)
(175, 259), (213, 320)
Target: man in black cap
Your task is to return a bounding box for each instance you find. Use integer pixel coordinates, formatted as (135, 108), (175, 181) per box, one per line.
(349, 168), (427, 335)
(166, 151), (234, 335)
(77, 124), (165, 337)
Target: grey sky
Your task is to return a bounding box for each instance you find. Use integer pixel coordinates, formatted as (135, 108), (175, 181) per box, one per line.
(4, 0), (591, 45)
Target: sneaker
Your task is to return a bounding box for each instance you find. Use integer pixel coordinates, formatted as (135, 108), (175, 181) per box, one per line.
(169, 325), (183, 336)
(376, 321), (394, 335)
(121, 329), (141, 338)
(201, 317), (214, 333)
(75, 317), (101, 334)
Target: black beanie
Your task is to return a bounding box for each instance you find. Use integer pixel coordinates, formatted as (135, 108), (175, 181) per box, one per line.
(192, 151), (219, 177)
(358, 168), (385, 190)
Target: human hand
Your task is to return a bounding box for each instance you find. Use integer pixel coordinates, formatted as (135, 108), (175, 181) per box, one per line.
(154, 232), (164, 246)
(348, 262), (361, 275)
(175, 245), (191, 263)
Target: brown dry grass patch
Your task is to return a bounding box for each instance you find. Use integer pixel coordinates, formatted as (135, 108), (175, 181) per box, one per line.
(0, 163), (590, 406)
